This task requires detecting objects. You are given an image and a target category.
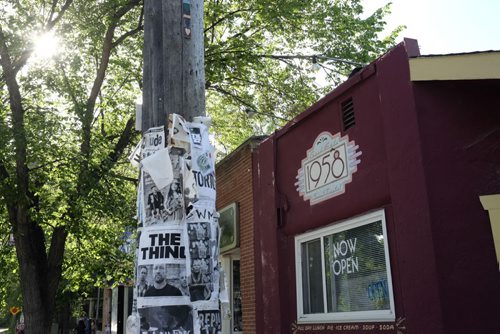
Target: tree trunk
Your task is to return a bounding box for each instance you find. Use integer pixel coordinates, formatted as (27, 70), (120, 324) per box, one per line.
(15, 220), (67, 334)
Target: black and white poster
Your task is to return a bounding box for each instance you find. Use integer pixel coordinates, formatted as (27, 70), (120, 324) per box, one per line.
(141, 126), (165, 160)
(198, 310), (222, 334)
(137, 226), (190, 308)
(139, 226), (188, 265)
(139, 305), (194, 334)
(142, 148), (186, 226)
(186, 203), (220, 309)
(189, 123), (216, 201)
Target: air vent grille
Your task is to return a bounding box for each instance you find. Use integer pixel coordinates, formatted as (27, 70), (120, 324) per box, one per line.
(341, 98), (355, 130)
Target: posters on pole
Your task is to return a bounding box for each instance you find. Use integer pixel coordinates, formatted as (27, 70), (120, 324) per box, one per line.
(132, 115), (221, 334)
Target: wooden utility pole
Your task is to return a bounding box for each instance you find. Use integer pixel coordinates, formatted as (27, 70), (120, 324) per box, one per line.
(138, 3), (221, 333)
(142, 0), (205, 130)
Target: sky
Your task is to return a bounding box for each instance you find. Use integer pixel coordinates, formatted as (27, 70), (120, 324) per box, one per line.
(362, 0), (500, 55)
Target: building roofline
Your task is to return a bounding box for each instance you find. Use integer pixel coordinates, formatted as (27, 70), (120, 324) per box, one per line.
(216, 135), (267, 167)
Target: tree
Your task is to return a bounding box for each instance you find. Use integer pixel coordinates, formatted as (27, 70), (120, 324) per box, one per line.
(204, 0), (402, 153)
(0, 1), (143, 332)
(0, 0), (400, 332)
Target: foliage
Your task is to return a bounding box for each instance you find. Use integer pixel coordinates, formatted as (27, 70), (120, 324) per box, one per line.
(205, 0), (403, 154)
(0, 233), (20, 330)
(0, 0), (143, 332)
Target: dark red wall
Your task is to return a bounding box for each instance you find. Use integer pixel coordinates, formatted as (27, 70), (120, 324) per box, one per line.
(253, 40), (500, 334)
(413, 79), (500, 333)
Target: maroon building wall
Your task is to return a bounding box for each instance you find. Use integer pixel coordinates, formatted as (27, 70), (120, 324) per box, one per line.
(252, 40), (500, 334)
(412, 79), (500, 333)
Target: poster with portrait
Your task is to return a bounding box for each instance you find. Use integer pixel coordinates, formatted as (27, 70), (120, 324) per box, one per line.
(137, 226), (190, 307)
(141, 148), (186, 226)
(186, 202), (220, 309)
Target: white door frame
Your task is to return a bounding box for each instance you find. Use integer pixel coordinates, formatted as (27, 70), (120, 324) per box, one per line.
(220, 251), (242, 334)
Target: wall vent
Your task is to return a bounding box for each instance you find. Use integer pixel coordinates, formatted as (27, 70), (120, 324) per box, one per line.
(341, 98), (355, 130)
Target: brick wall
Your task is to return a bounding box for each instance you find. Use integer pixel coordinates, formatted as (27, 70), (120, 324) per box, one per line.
(216, 138), (262, 334)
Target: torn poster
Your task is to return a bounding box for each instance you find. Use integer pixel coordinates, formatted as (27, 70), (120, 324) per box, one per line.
(188, 122), (215, 177)
(168, 114), (190, 151)
(142, 148), (185, 226)
(141, 148), (173, 190)
(128, 139), (142, 168)
(186, 202), (220, 309)
(198, 310), (222, 334)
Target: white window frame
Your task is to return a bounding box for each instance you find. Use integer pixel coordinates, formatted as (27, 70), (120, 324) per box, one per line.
(295, 209), (395, 323)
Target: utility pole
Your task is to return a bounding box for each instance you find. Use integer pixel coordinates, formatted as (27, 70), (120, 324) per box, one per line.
(134, 2), (221, 334)
(142, 0), (205, 129)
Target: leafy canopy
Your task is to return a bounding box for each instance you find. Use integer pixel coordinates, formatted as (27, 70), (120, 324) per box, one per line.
(0, 0), (143, 320)
(204, 0), (402, 153)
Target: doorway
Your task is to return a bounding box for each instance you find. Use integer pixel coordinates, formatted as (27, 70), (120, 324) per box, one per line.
(221, 253), (243, 334)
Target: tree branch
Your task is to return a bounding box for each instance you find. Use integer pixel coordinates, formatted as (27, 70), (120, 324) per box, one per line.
(0, 27), (29, 203)
(112, 5), (144, 48)
(112, 24), (144, 48)
(45, 0), (74, 30)
(80, 0), (141, 175)
(209, 85), (256, 111)
(204, 8), (255, 33)
(58, 63), (83, 117)
(0, 159), (9, 182)
(47, 0), (59, 23)
(108, 172), (138, 184)
(103, 117), (136, 170)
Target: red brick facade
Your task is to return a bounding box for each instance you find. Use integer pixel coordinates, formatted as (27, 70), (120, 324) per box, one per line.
(216, 137), (264, 334)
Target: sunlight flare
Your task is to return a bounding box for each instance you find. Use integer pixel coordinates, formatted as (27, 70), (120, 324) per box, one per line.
(32, 31), (60, 60)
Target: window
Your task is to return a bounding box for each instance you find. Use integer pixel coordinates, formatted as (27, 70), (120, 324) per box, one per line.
(219, 202), (239, 253)
(295, 209), (395, 323)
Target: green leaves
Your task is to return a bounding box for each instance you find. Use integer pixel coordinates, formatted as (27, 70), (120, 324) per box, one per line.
(0, 0), (143, 321)
(205, 0), (402, 154)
